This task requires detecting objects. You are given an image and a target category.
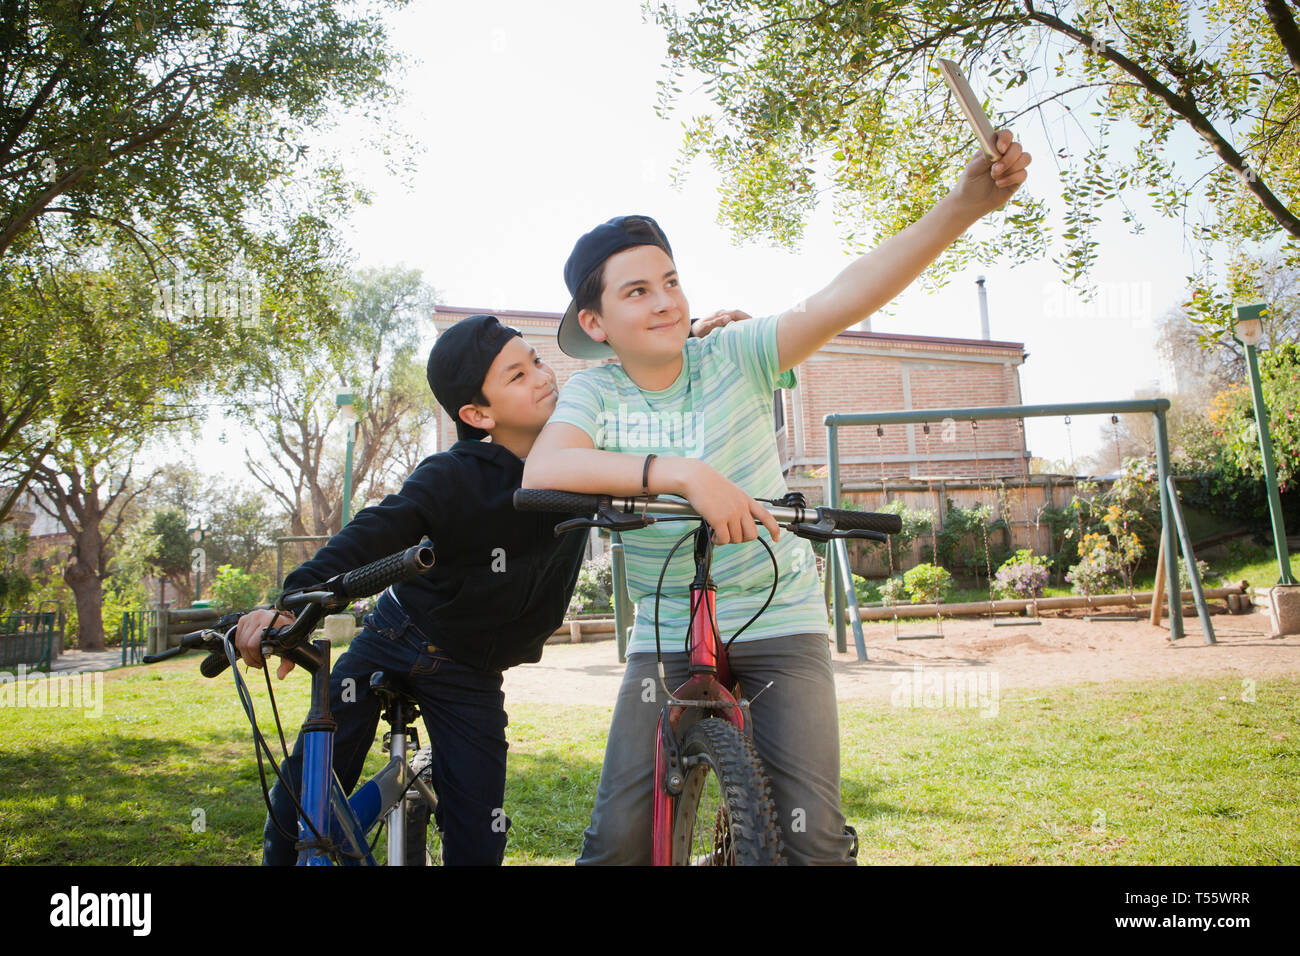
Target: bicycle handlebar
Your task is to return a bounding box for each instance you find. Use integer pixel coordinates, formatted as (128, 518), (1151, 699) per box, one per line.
(143, 543), (437, 678)
(512, 489), (602, 515)
(512, 489), (902, 538)
(338, 544), (436, 602)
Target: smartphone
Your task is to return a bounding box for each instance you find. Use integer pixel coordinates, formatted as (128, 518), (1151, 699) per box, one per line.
(937, 58), (1000, 161)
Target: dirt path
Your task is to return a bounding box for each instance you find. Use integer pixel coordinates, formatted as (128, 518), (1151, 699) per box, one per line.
(504, 608), (1300, 705)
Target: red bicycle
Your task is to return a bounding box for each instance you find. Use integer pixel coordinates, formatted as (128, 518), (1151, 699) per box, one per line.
(514, 489), (900, 865)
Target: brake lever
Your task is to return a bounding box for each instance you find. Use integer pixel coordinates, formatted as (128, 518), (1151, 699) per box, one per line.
(786, 521), (888, 544)
(554, 500), (655, 536)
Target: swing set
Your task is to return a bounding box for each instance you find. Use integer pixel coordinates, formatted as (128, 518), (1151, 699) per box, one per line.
(824, 399), (1215, 662)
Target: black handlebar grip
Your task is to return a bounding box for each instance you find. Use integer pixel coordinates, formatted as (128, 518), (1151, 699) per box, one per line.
(819, 507), (903, 535)
(338, 544), (435, 601)
(200, 651), (232, 679)
(513, 489), (602, 514)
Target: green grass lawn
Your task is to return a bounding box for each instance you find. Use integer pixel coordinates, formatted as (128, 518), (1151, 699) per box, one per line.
(1, 656), (1296, 865)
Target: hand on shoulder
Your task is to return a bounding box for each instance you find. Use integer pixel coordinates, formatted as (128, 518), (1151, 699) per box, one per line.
(691, 309), (752, 338)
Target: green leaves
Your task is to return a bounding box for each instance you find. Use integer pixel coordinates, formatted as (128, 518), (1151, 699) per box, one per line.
(0, 2), (411, 520)
(649, 0), (1300, 296)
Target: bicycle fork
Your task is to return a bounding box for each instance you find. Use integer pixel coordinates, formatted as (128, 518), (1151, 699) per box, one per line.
(651, 578), (750, 865)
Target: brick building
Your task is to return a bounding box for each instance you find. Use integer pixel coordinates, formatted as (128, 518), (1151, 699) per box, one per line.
(433, 306), (1029, 483)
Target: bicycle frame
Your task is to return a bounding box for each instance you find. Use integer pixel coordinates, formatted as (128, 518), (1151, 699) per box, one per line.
(511, 490), (899, 866)
(296, 637), (437, 866)
(650, 528), (749, 866)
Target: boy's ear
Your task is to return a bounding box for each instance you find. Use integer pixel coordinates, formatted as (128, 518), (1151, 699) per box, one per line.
(458, 403), (493, 433)
(577, 308), (608, 344)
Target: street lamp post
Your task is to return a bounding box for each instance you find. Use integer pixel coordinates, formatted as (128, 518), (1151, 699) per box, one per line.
(336, 393), (358, 528)
(1234, 303), (1296, 586)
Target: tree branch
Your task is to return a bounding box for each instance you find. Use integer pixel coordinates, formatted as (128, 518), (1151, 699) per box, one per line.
(0, 4), (115, 165)
(1023, 0), (1300, 238)
(0, 95), (191, 256)
(1262, 0), (1300, 80)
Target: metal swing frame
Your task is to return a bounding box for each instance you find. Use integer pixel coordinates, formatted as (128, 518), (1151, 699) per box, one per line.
(823, 399), (1208, 656)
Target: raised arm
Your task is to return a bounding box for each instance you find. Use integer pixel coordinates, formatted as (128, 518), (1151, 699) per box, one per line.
(776, 130), (1031, 372)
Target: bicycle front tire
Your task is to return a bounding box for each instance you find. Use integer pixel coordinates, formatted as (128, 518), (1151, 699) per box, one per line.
(671, 718), (784, 865)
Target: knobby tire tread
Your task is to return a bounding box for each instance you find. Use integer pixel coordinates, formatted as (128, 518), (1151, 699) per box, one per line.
(672, 718), (784, 865)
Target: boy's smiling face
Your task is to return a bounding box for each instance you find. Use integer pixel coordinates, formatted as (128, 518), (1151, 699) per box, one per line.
(459, 336), (558, 439)
(577, 244), (690, 364)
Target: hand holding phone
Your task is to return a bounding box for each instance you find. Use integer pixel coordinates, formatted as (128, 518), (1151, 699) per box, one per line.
(938, 58), (1000, 161)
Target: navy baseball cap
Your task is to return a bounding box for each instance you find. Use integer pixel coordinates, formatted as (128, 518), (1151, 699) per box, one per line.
(558, 215), (674, 359)
(427, 314), (523, 441)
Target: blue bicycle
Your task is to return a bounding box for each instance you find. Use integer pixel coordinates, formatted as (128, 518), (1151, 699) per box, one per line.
(144, 544), (440, 865)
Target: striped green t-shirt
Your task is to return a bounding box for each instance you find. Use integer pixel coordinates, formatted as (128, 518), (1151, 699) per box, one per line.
(547, 313), (828, 655)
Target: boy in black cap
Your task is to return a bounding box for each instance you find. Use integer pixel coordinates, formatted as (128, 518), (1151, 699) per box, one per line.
(233, 314), (587, 865)
(233, 310), (744, 865)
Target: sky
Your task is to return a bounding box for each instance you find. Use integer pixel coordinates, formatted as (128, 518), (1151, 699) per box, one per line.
(191, 0), (1225, 481)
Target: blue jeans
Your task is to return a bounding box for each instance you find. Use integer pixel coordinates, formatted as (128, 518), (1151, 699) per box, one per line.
(262, 592), (510, 865)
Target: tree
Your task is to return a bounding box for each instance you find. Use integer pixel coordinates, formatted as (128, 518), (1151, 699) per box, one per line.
(1209, 341), (1300, 489)
(202, 485), (280, 576)
(125, 466), (281, 596)
(650, 0), (1300, 329)
(0, 0), (406, 258)
(146, 508), (194, 600)
(236, 265), (439, 536)
(0, 0), (412, 517)
(0, 527), (32, 612)
(29, 434), (154, 649)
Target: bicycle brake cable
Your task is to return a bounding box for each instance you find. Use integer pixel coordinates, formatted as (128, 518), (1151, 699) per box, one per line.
(221, 631), (347, 860)
(724, 535), (778, 650)
(654, 525), (700, 699)
(261, 662), (290, 759)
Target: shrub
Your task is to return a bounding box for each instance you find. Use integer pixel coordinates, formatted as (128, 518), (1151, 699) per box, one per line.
(566, 552), (614, 616)
(209, 565), (266, 612)
(993, 549), (1051, 599)
(1178, 558), (1213, 592)
(1065, 534), (1124, 596)
(878, 576), (907, 606)
(903, 563), (952, 604)
(935, 500), (1008, 582)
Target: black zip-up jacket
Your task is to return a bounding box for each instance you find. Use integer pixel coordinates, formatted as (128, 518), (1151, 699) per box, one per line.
(283, 440), (589, 671)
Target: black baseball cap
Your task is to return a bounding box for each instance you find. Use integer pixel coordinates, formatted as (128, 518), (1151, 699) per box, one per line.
(558, 215), (674, 359)
(427, 314), (523, 441)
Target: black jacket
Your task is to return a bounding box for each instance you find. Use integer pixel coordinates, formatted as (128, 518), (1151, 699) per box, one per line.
(283, 440), (589, 671)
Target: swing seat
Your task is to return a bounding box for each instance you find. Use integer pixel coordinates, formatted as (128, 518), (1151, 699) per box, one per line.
(991, 615), (1042, 627)
(896, 631), (945, 640)
(1083, 612), (1140, 622)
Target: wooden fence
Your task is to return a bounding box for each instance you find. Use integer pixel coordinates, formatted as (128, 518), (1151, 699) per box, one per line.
(788, 473), (1117, 578)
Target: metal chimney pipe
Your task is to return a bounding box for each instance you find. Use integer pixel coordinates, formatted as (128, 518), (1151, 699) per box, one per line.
(975, 275), (990, 340)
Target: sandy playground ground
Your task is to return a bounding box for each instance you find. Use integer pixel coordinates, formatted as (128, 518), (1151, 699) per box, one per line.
(504, 607), (1300, 705)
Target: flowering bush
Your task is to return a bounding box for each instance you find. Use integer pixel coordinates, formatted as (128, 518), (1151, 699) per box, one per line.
(903, 563), (952, 604)
(879, 576), (907, 606)
(851, 573), (906, 607)
(1178, 558), (1213, 592)
(993, 549), (1051, 599)
(566, 551), (614, 617)
(1065, 533), (1124, 596)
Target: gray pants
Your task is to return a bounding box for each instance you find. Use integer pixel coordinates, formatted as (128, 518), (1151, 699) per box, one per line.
(577, 632), (855, 865)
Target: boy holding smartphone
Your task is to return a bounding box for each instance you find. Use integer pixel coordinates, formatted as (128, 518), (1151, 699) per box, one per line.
(524, 131), (1031, 864)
